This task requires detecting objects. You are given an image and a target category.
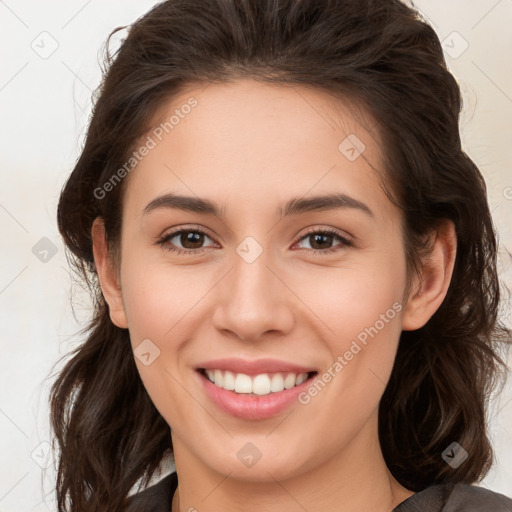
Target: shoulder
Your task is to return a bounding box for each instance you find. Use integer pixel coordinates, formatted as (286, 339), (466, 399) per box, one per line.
(443, 484), (512, 512)
(124, 472), (178, 512)
(394, 482), (512, 512)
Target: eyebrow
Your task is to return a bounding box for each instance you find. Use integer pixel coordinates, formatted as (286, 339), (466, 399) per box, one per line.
(143, 192), (374, 218)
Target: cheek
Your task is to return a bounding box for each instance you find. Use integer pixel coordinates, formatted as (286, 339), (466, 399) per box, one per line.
(294, 275), (404, 452)
(293, 252), (406, 343)
(120, 262), (199, 422)
(293, 250), (406, 408)
(119, 254), (213, 341)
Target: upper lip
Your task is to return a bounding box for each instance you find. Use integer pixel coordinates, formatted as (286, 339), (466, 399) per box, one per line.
(196, 358), (317, 376)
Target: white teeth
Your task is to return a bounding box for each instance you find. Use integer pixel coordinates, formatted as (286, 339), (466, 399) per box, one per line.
(284, 373), (296, 389)
(223, 370), (235, 390)
(252, 374), (271, 395)
(214, 369), (223, 387)
(203, 370), (311, 395)
(270, 373), (284, 392)
(234, 373), (253, 393)
(295, 373), (308, 385)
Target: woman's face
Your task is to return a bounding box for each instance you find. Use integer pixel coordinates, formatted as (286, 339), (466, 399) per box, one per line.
(103, 79), (416, 481)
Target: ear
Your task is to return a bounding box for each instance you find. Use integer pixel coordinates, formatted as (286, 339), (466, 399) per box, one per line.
(91, 217), (128, 329)
(402, 220), (457, 331)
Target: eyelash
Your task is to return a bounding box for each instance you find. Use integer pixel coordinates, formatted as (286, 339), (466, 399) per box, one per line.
(155, 225), (353, 256)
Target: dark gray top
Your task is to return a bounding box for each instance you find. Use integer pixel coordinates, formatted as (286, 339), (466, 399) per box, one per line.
(125, 471), (512, 511)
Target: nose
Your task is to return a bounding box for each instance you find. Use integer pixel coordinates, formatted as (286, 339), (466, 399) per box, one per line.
(211, 247), (294, 342)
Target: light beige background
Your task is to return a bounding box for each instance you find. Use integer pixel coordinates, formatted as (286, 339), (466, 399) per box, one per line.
(0, 1), (511, 510)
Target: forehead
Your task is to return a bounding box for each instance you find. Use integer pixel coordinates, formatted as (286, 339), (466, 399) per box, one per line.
(122, 79), (394, 225)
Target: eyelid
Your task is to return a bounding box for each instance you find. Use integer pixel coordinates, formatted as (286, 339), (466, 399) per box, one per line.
(157, 223), (216, 240)
(292, 225), (354, 246)
(155, 224), (218, 252)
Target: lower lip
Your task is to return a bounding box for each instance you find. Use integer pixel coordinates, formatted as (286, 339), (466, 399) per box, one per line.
(197, 370), (316, 420)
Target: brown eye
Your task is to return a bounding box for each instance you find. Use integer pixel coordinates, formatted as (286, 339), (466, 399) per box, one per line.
(156, 228), (217, 254)
(294, 229), (352, 254)
(177, 231), (206, 249)
(308, 233), (336, 250)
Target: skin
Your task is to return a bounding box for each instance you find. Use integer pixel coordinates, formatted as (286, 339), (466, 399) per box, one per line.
(92, 79), (457, 512)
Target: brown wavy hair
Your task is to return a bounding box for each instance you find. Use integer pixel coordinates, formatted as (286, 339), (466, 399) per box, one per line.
(50, 0), (511, 509)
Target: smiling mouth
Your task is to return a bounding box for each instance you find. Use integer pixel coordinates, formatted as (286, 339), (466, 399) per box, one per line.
(197, 368), (318, 396)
